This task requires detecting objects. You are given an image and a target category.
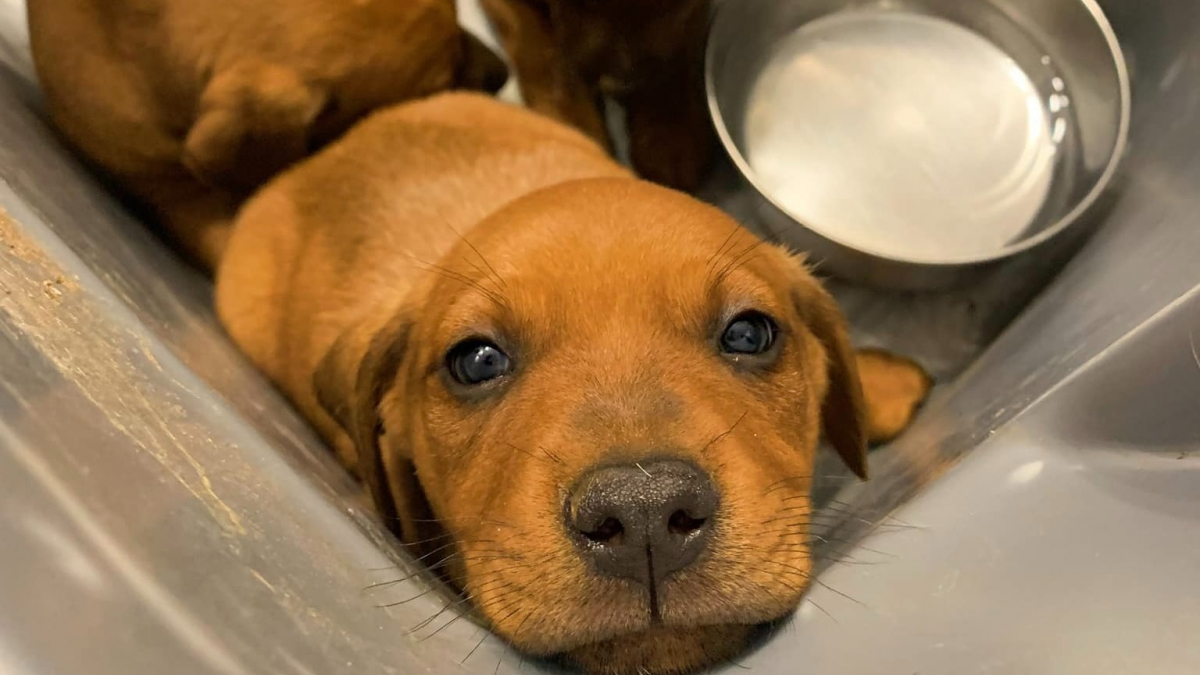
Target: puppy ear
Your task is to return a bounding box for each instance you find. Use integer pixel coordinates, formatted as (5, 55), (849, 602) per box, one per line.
(184, 61), (328, 192)
(785, 257), (870, 480)
(313, 312), (423, 539)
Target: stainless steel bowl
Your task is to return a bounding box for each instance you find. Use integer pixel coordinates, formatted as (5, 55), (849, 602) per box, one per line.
(706, 0), (1130, 289)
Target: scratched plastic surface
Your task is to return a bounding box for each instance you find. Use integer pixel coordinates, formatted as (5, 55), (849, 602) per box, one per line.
(1, 0), (1199, 674)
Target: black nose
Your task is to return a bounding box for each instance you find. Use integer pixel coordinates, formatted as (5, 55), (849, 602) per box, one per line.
(566, 459), (718, 585)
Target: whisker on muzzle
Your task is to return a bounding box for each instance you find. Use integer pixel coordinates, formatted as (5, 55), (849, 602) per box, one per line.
(538, 445), (565, 465)
(504, 441), (566, 467)
(699, 410), (748, 456)
(755, 558), (867, 609)
(815, 501), (927, 530)
(375, 585), (437, 608)
(367, 548), (524, 593)
(803, 596), (837, 623)
(808, 533), (899, 559)
(763, 474), (818, 495)
(409, 586), (493, 637)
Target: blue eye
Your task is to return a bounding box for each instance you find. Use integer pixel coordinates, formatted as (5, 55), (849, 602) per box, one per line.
(720, 312), (777, 355)
(447, 340), (512, 385)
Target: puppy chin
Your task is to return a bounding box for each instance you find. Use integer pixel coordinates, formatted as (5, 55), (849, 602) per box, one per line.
(565, 624), (756, 675)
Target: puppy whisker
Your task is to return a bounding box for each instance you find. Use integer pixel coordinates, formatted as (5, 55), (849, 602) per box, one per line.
(700, 410), (748, 456)
(713, 240), (767, 286)
(538, 445), (565, 465)
(808, 534), (897, 559)
(435, 213), (507, 291)
(706, 224), (744, 269)
(810, 555), (884, 567)
(462, 625), (493, 665)
(446, 214), (511, 289)
(410, 590), (483, 636)
(364, 555), (471, 592)
(399, 531), (458, 548)
(757, 558), (866, 608)
(803, 596), (837, 623)
(505, 609), (537, 648)
(763, 474), (815, 495)
(405, 254), (508, 309)
(504, 441), (564, 468)
(407, 515), (522, 529)
(819, 500), (925, 529)
(375, 585), (438, 608)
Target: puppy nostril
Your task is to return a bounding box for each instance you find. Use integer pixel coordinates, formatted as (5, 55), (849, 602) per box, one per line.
(567, 459), (718, 583)
(668, 509), (706, 536)
(584, 517), (625, 544)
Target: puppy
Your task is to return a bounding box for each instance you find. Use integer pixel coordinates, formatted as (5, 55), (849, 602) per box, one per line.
(27, 0), (508, 269)
(479, 0), (714, 190)
(214, 92), (929, 674)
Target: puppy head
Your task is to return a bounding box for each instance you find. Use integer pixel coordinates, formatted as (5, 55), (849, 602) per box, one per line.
(316, 179), (866, 674)
(549, 0), (710, 95)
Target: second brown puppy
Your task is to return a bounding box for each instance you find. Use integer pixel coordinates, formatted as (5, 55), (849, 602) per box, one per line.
(27, 0), (508, 269)
(215, 92), (928, 675)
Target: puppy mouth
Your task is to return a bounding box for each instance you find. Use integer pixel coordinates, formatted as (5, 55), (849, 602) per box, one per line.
(563, 623), (761, 675)
(477, 554), (802, 658)
(573, 570), (792, 644)
(462, 458), (812, 664)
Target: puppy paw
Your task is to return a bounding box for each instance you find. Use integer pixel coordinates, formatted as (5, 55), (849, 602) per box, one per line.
(184, 60), (328, 192)
(855, 348), (934, 445)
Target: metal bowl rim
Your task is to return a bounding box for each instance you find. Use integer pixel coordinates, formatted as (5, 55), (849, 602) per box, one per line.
(704, 0), (1132, 268)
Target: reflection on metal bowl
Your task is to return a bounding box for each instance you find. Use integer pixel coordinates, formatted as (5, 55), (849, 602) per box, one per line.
(706, 0), (1130, 289)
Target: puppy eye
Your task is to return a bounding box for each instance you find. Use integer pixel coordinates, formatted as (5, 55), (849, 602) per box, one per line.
(719, 311), (777, 356)
(447, 339), (512, 385)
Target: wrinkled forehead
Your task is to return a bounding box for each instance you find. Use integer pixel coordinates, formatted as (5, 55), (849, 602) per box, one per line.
(431, 181), (789, 344)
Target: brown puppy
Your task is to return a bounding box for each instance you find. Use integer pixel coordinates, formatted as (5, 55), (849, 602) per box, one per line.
(215, 92), (928, 674)
(479, 0), (714, 190)
(27, 0), (508, 269)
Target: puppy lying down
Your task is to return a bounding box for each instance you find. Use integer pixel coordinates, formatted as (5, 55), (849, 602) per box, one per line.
(27, 0), (507, 269)
(214, 93), (929, 674)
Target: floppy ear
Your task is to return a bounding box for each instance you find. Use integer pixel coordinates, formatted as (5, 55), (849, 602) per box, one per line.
(184, 60), (328, 192)
(787, 260), (870, 480)
(313, 312), (429, 541)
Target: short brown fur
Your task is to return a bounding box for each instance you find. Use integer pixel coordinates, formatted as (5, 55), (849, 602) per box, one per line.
(27, 0), (508, 269)
(215, 93), (929, 674)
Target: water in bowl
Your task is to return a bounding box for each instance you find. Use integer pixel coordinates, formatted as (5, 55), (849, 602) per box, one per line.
(742, 8), (1079, 262)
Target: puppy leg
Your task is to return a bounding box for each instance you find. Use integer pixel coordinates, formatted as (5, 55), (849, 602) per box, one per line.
(184, 60), (328, 193)
(140, 177), (240, 272)
(479, 0), (610, 149)
(855, 348), (934, 445)
(163, 200), (235, 272)
(624, 69), (716, 191)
